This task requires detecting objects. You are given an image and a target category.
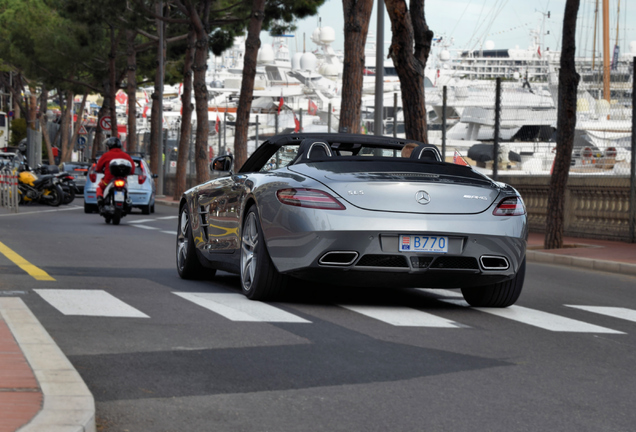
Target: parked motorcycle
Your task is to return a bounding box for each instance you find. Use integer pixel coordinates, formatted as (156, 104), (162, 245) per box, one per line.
(17, 163), (64, 206)
(94, 159), (134, 225)
(34, 165), (76, 205)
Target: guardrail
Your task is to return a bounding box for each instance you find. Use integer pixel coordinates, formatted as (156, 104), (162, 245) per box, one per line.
(0, 166), (19, 213)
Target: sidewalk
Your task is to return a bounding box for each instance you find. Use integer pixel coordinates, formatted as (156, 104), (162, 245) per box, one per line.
(1, 197), (635, 431)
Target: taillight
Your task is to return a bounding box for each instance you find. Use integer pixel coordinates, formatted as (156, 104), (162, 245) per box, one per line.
(493, 196), (525, 216)
(138, 175), (146, 184)
(114, 179), (126, 188)
(276, 188), (345, 210)
(89, 173), (96, 182)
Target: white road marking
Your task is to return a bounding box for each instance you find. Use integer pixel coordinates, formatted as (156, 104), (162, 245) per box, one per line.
(566, 306), (636, 323)
(156, 216), (178, 220)
(0, 206), (82, 217)
(173, 292), (310, 323)
(34, 289), (149, 318)
(131, 224), (159, 230)
(475, 305), (624, 334)
(340, 305), (461, 328)
(161, 231), (177, 235)
(128, 219), (156, 224)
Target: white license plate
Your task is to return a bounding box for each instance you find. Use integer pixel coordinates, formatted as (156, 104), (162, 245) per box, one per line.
(114, 191), (125, 202)
(399, 235), (448, 253)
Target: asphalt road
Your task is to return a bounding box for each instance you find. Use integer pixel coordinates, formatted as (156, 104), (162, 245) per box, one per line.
(1, 203), (635, 432)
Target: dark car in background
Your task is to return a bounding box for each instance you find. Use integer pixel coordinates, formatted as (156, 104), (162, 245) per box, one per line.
(60, 162), (91, 194)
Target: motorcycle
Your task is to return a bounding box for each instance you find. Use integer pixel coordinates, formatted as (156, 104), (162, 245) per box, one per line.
(93, 159), (134, 225)
(33, 165), (76, 205)
(17, 163), (64, 206)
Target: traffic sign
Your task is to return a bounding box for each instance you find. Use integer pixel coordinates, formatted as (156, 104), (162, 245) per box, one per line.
(79, 125), (88, 135)
(77, 136), (87, 149)
(99, 116), (111, 131)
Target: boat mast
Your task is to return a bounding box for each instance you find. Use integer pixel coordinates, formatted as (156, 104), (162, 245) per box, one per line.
(592, 0), (598, 70)
(602, 0), (610, 102)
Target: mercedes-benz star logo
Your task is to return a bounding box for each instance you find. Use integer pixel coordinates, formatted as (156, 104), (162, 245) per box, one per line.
(415, 190), (431, 205)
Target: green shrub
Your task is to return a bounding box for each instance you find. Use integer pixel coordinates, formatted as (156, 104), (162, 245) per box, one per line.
(9, 118), (27, 146)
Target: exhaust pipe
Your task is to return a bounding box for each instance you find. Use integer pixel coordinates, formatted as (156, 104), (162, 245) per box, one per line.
(480, 255), (509, 270)
(319, 251), (359, 266)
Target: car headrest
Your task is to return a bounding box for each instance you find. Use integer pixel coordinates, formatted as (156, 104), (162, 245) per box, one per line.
(295, 138), (333, 163)
(409, 145), (440, 161)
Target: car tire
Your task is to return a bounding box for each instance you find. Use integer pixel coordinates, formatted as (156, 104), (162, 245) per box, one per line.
(150, 203), (155, 213)
(461, 257), (526, 308)
(141, 204), (150, 215)
(240, 206), (288, 301)
(176, 205), (211, 279)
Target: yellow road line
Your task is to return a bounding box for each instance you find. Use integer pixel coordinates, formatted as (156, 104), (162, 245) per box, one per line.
(0, 241), (55, 281)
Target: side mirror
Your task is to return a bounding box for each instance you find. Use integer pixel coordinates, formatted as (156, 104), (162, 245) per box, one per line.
(210, 155), (233, 173)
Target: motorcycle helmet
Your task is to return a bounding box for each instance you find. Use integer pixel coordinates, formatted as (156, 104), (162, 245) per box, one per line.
(105, 137), (122, 150)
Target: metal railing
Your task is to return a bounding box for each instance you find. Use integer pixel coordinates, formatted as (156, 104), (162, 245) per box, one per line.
(0, 165), (19, 213)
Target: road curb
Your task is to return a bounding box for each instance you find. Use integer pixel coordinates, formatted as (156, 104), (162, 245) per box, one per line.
(527, 250), (636, 276)
(0, 298), (96, 432)
(155, 198), (179, 207)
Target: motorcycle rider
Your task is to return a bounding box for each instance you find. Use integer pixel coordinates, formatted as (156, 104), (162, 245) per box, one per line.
(95, 137), (136, 211)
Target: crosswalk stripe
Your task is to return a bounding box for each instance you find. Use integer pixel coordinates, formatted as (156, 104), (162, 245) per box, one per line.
(475, 305), (624, 334)
(566, 306), (636, 323)
(34, 289), (149, 318)
(173, 292), (310, 323)
(131, 224), (159, 230)
(340, 305), (461, 327)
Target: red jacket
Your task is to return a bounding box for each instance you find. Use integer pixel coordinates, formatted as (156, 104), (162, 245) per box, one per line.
(95, 148), (136, 184)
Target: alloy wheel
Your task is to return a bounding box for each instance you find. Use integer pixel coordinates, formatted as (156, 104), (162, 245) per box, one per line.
(177, 210), (189, 272)
(241, 212), (259, 292)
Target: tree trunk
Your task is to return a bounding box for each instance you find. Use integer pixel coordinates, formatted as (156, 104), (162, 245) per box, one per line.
(234, 0), (265, 170)
(92, 103), (107, 160)
(173, 29), (196, 201)
(38, 87), (54, 165)
(339, 0), (374, 134)
(149, 28), (164, 176)
(109, 25), (119, 138)
(59, 89), (73, 163)
(126, 29), (138, 153)
(69, 92), (88, 157)
(544, 0), (581, 249)
(189, 1), (211, 184)
(384, 0), (432, 143)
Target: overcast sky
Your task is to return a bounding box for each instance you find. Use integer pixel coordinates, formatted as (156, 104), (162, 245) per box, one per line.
(262, 0), (635, 58)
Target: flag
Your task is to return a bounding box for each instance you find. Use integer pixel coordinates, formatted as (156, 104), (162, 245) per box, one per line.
(293, 112), (300, 133)
(611, 44), (620, 70)
(278, 92), (284, 115)
(142, 105), (149, 118)
(537, 46), (541, 58)
(215, 111), (220, 133)
(453, 150), (469, 166)
(308, 99), (318, 116)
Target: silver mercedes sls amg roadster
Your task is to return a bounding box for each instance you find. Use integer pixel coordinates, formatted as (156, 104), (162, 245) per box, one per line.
(177, 133), (527, 307)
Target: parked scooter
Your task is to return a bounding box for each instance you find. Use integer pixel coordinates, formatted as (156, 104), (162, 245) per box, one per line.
(33, 165), (76, 205)
(17, 163), (64, 206)
(92, 159), (134, 225)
